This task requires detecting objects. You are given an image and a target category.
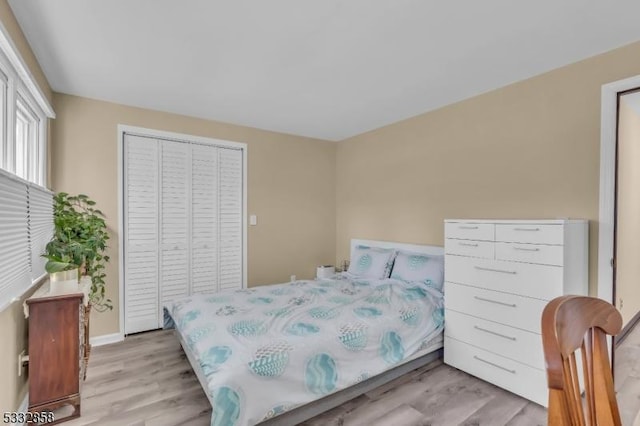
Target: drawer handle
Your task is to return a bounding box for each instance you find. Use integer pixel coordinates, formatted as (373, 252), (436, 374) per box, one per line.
(473, 355), (516, 374)
(474, 266), (517, 275)
(459, 242), (479, 247)
(474, 325), (517, 341)
(513, 227), (540, 232)
(513, 246), (540, 252)
(474, 295), (517, 308)
(459, 226), (479, 230)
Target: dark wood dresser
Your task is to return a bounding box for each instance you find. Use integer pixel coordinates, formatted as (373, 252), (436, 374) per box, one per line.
(26, 291), (84, 424)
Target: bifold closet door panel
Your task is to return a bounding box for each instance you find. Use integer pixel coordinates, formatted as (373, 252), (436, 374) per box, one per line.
(124, 135), (159, 334)
(191, 144), (218, 294)
(160, 140), (190, 314)
(219, 148), (243, 290)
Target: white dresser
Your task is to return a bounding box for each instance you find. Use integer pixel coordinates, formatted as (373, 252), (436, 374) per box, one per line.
(443, 219), (588, 406)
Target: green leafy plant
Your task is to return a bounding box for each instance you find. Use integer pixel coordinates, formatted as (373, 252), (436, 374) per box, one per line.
(43, 193), (112, 311)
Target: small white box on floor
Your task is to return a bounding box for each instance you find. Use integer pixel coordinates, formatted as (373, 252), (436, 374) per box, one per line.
(316, 265), (335, 280)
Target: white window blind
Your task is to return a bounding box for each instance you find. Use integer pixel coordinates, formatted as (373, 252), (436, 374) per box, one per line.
(0, 170), (29, 308)
(0, 169), (52, 311)
(28, 183), (53, 282)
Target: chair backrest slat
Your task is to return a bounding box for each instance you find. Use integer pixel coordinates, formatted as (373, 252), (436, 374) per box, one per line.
(569, 352), (585, 425)
(542, 295), (622, 426)
(594, 328), (622, 426)
(581, 331), (596, 426)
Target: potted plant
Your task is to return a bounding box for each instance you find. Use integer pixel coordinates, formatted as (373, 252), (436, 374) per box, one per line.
(43, 193), (112, 312)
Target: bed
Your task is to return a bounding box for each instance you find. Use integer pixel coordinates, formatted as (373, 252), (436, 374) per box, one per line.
(163, 239), (445, 426)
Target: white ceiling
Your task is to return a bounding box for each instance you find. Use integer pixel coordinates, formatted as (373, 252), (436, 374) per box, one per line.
(9, 1), (640, 141)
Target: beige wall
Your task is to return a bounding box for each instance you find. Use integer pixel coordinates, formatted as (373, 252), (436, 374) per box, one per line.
(336, 41), (640, 296)
(0, 0), (52, 413)
(615, 97), (640, 326)
(51, 93), (336, 337)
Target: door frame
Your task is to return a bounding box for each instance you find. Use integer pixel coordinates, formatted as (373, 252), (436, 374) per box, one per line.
(598, 75), (640, 306)
(117, 125), (248, 340)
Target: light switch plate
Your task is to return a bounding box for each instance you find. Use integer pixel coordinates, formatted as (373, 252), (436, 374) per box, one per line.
(249, 215), (257, 226)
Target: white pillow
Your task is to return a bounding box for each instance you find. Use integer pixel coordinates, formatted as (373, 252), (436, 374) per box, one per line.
(390, 250), (444, 290)
(348, 246), (396, 279)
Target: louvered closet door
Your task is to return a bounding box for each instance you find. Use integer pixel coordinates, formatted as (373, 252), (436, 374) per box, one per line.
(219, 148), (243, 290)
(159, 140), (190, 317)
(124, 135), (159, 334)
(191, 144), (218, 294)
(124, 134), (244, 334)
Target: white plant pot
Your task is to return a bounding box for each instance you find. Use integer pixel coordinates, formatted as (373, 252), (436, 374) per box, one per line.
(49, 269), (79, 294)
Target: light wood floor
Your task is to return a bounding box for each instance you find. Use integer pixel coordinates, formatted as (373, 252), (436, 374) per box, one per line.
(615, 323), (640, 426)
(62, 325), (640, 426)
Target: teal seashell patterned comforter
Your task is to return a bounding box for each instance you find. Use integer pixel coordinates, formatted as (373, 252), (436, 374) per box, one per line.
(164, 274), (444, 426)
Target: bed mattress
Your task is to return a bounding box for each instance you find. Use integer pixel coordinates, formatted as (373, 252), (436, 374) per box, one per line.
(164, 275), (444, 426)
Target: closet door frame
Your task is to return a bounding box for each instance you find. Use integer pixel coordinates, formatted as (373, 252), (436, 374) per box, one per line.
(117, 125), (247, 340)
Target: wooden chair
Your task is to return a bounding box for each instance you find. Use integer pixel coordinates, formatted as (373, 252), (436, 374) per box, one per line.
(542, 295), (623, 426)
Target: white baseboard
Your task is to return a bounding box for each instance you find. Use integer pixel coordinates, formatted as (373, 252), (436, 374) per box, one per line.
(90, 332), (124, 347)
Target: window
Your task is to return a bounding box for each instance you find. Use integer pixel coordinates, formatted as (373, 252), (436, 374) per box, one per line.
(0, 25), (54, 310)
(0, 51), (49, 187)
(4, 91), (45, 186)
(15, 98), (40, 183)
(0, 71), (6, 166)
(15, 96), (40, 183)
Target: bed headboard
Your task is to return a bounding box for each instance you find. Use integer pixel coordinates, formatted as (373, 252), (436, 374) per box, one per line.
(350, 239), (444, 257)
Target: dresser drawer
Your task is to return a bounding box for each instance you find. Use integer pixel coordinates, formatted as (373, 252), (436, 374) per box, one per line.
(444, 337), (547, 407)
(495, 223), (563, 245)
(445, 222), (494, 241)
(445, 239), (494, 259)
(445, 282), (547, 334)
(495, 242), (564, 266)
(444, 309), (544, 370)
(445, 255), (563, 300)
